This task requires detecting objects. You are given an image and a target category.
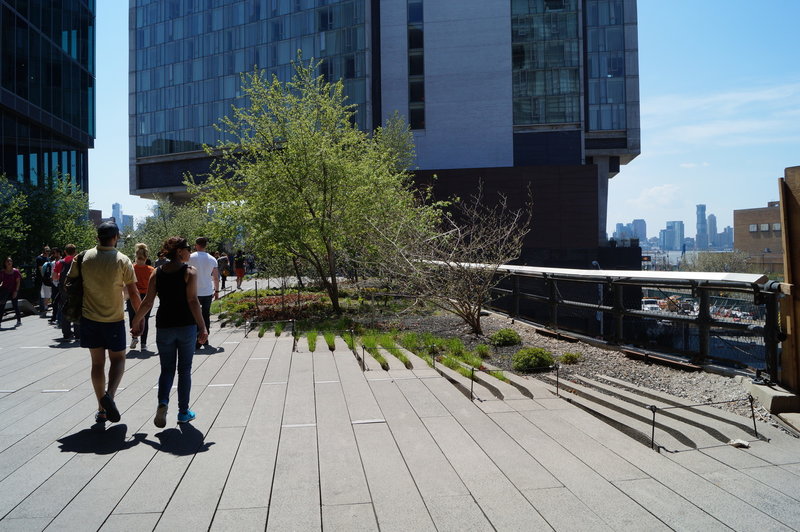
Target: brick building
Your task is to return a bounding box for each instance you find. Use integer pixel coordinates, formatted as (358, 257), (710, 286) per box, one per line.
(734, 201), (783, 275)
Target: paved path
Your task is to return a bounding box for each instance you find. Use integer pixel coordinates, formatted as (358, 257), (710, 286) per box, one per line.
(1, 284), (799, 531)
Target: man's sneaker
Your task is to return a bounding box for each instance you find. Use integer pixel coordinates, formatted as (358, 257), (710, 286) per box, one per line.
(141, 342), (147, 350)
(95, 410), (107, 423)
(177, 410), (196, 423)
(100, 393), (121, 423)
(154, 403), (168, 428)
(130, 337), (138, 349)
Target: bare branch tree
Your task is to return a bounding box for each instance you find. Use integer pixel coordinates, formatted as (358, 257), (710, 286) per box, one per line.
(369, 187), (531, 335)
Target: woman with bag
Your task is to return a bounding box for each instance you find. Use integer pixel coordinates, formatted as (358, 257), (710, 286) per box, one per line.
(0, 257), (22, 327)
(128, 243), (155, 350)
(131, 237), (208, 427)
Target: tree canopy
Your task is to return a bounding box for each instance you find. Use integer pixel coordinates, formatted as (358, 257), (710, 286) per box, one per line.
(188, 57), (437, 312)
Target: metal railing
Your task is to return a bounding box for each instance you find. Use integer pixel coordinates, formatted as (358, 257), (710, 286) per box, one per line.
(488, 265), (784, 375)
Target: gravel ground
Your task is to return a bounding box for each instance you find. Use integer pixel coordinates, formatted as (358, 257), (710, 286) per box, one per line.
(375, 309), (790, 431)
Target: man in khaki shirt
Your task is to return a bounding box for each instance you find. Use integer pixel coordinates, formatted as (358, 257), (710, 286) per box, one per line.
(68, 222), (141, 424)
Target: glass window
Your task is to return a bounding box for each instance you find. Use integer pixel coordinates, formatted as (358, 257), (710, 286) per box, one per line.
(408, 2), (422, 23)
(408, 25), (423, 50)
(773, 223), (781, 231)
(749, 224), (758, 232)
(760, 224), (770, 232)
(409, 106), (424, 130)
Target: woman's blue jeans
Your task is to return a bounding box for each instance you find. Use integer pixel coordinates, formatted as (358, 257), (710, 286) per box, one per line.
(156, 325), (196, 412)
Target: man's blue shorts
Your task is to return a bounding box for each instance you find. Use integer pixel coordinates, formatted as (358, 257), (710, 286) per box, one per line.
(80, 317), (126, 352)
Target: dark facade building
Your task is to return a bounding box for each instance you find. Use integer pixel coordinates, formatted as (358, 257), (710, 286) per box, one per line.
(0, 0), (95, 191)
(129, 0), (640, 267)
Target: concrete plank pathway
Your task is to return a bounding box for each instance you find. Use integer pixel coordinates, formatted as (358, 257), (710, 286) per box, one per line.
(0, 307), (799, 531)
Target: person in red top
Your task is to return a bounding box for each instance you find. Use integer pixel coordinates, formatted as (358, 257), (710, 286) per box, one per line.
(55, 244), (79, 340)
(128, 243), (155, 350)
(0, 257), (23, 327)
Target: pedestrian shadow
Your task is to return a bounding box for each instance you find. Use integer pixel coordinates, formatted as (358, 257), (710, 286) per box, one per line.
(127, 348), (156, 359)
(139, 422), (215, 456)
(57, 424), (145, 454)
(195, 345), (224, 355)
(49, 339), (80, 349)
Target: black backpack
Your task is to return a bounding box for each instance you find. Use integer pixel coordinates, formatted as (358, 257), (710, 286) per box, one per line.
(62, 252), (85, 323)
(42, 261), (53, 287)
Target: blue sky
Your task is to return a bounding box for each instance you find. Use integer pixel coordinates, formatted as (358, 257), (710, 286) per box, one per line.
(89, 0), (800, 235)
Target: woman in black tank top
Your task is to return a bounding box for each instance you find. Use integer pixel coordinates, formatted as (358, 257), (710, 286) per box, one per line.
(131, 237), (208, 427)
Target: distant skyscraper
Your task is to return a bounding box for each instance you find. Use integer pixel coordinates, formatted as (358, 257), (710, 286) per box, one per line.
(0, 1), (96, 191)
(663, 220), (684, 251)
(707, 213), (717, 247)
(696, 204), (708, 250)
(632, 219), (646, 241)
(122, 214), (134, 233)
(112, 203), (122, 224)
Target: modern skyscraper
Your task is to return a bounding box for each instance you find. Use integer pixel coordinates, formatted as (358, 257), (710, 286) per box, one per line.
(129, 0), (640, 265)
(632, 218), (646, 241)
(707, 213), (717, 247)
(660, 220), (684, 251)
(112, 202), (122, 224)
(695, 204), (708, 250)
(0, 1), (96, 191)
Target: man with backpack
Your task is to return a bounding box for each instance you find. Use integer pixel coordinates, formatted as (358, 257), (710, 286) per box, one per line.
(44, 249), (61, 322)
(34, 246), (50, 315)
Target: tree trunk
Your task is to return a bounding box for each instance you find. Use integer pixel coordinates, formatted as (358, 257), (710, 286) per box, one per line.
(292, 257), (305, 288)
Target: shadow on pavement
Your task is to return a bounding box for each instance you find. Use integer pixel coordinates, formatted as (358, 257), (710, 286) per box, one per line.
(126, 349), (156, 359)
(195, 345), (224, 355)
(140, 422), (215, 455)
(57, 424), (144, 454)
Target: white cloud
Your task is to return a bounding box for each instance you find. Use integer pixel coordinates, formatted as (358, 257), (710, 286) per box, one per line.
(626, 184), (682, 210)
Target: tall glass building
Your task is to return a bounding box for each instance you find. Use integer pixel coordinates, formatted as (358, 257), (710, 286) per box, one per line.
(0, 0), (95, 191)
(130, 0), (640, 266)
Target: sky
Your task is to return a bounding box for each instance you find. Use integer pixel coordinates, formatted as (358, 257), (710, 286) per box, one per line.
(88, 0), (800, 233)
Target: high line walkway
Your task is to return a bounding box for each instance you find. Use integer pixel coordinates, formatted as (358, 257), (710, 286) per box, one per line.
(1, 281), (799, 531)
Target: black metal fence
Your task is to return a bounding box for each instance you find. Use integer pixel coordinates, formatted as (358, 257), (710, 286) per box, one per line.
(488, 266), (782, 374)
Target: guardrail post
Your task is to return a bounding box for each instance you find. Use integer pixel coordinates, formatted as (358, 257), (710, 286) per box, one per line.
(749, 395), (759, 438)
(613, 282), (624, 344)
(513, 275), (520, 318)
(698, 287), (711, 363)
(547, 276), (558, 330)
(470, 366), (475, 401)
(764, 292), (779, 383)
(649, 405), (658, 450)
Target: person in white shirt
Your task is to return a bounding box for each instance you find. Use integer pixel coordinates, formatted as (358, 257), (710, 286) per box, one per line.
(188, 237), (219, 349)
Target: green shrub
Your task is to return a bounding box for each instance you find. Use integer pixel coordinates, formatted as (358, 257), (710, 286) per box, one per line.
(306, 331), (318, 352)
(342, 331), (355, 350)
(398, 332), (420, 353)
(258, 323), (270, 338)
(323, 331), (336, 350)
(274, 322), (285, 336)
(487, 370), (509, 383)
(489, 328), (521, 347)
(512, 347), (554, 372)
(474, 344), (491, 358)
(560, 352), (581, 365)
(444, 337), (466, 357)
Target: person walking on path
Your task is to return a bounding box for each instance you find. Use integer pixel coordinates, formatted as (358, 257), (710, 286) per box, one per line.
(131, 237), (208, 427)
(34, 246), (50, 315)
(216, 251), (229, 291)
(128, 243), (155, 350)
(55, 245), (79, 340)
(0, 257), (23, 327)
(67, 222), (141, 424)
(234, 250), (246, 290)
(188, 237), (218, 349)
(41, 248), (58, 321)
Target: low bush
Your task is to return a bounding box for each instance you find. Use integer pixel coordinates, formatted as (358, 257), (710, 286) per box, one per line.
(489, 328), (521, 347)
(274, 322), (285, 336)
(306, 331), (318, 352)
(323, 331), (336, 350)
(560, 352), (581, 364)
(512, 347), (554, 372)
(474, 344), (491, 358)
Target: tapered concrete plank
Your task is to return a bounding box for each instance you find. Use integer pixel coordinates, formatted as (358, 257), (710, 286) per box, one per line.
(521, 409), (648, 482)
(333, 336), (352, 352)
(217, 383), (285, 510)
(263, 339), (293, 383)
(113, 445), (194, 513)
(422, 416), (551, 530)
(0, 517), (51, 531)
(780, 462), (800, 476)
(7, 451), (113, 519)
(476, 400), (516, 414)
(334, 352), (383, 422)
(505, 398), (546, 411)
(613, 478), (731, 532)
(377, 348), (407, 371)
(426, 495), (493, 532)
(425, 378), (560, 491)
(701, 468), (800, 527)
(282, 352), (315, 426)
(322, 503), (378, 531)
(354, 423), (436, 532)
(369, 380), (468, 498)
(558, 408), (792, 531)
(312, 350), (340, 382)
(212, 357), (269, 428)
(412, 369), (439, 379)
(533, 397), (573, 409)
(387, 370), (415, 380)
(700, 445), (772, 470)
(522, 487), (613, 532)
(266, 426), (320, 531)
(395, 378), (449, 418)
(156, 427), (244, 531)
(0, 445), (72, 518)
(315, 382), (371, 506)
(100, 513), (160, 532)
(210, 507), (269, 531)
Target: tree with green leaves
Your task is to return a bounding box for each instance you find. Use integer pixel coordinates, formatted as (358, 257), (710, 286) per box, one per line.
(679, 250), (755, 274)
(188, 57), (437, 313)
(0, 175), (30, 261)
(121, 197), (212, 258)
